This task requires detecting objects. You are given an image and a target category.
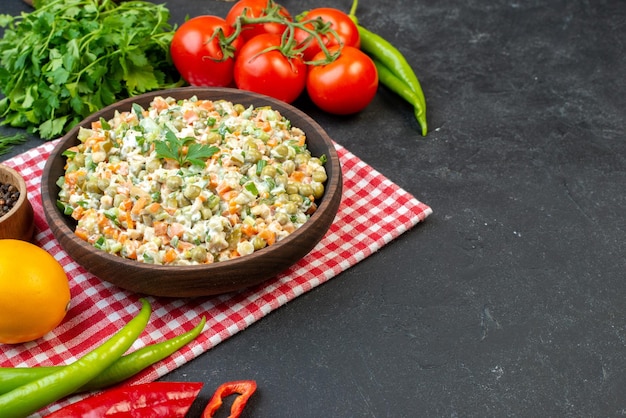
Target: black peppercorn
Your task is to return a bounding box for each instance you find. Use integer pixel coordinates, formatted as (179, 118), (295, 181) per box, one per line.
(0, 182), (20, 217)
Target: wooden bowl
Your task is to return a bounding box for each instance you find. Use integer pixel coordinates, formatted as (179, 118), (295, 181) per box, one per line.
(41, 87), (342, 297)
(0, 164), (34, 242)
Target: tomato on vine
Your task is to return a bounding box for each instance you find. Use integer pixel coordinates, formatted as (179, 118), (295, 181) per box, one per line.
(234, 33), (308, 103)
(306, 45), (378, 114)
(295, 8), (361, 62)
(170, 15), (242, 87)
(226, 0), (292, 43)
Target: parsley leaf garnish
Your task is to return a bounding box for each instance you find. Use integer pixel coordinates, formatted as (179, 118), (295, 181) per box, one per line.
(155, 129), (219, 167)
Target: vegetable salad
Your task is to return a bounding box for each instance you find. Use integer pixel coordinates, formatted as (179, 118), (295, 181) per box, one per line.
(57, 96), (328, 265)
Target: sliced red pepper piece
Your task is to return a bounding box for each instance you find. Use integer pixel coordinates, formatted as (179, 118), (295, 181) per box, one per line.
(45, 381), (203, 418)
(202, 380), (257, 418)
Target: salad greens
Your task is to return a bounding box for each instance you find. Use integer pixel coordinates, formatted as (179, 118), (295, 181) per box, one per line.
(0, 0), (183, 140)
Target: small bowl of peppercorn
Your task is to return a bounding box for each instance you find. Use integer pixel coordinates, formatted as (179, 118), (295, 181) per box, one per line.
(0, 164), (34, 241)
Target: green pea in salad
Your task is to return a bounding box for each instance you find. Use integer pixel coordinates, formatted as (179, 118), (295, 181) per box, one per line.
(56, 96), (329, 265)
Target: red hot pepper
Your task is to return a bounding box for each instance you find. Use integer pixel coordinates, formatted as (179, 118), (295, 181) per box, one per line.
(202, 380), (257, 418)
(44, 381), (203, 418)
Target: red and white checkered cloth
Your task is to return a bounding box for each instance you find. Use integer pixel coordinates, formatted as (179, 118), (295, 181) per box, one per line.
(0, 139), (431, 416)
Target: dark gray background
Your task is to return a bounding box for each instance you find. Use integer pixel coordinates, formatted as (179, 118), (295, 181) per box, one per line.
(1, 0), (625, 416)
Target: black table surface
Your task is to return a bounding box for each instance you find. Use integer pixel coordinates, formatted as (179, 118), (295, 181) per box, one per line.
(2, 0), (625, 416)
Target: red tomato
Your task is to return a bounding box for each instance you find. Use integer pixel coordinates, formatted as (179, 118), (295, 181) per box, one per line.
(226, 0), (292, 43)
(170, 16), (242, 87)
(306, 46), (378, 115)
(294, 8), (361, 62)
(234, 34), (307, 103)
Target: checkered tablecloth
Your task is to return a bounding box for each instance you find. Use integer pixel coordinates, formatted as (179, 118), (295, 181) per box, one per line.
(0, 139), (431, 416)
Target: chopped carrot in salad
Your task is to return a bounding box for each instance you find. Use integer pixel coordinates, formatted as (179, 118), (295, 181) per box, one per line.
(56, 96), (329, 265)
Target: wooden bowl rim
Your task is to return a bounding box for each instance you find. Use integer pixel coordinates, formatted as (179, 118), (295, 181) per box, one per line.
(41, 87), (342, 295)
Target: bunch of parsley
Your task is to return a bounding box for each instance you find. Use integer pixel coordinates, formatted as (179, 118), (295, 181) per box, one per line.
(0, 0), (183, 140)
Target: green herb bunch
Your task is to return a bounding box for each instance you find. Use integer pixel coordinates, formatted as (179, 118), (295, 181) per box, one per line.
(0, 0), (183, 140)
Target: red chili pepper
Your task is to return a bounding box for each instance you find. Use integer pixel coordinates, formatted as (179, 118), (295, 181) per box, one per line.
(202, 380), (257, 418)
(44, 381), (203, 418)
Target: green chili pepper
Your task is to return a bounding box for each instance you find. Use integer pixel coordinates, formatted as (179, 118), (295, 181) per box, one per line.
(0, 299), (152, 418)
(357, 26), (428, 135)
(81, 315), (206, 391)
(0, 368), (52, 396)
(0, 316), (206, 395)
(349, 0), (428, 136)
(372, 58), (426, 134)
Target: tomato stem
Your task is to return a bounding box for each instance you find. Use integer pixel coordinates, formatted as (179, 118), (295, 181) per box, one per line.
(224, 0), (343, 65)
